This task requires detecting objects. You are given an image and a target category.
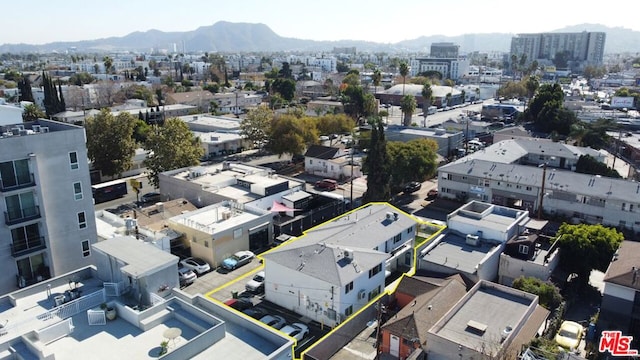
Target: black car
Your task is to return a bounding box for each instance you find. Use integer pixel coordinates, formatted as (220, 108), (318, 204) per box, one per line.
(403, 181), (422, 194)
(140, 192), (161, 203)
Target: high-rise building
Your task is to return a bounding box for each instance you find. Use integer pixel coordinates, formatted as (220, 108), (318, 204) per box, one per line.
(430, 42), (460, 58)
(415, 42), (468, 80)
(0, 120), (97, 295)
(510, 31), (606, 69)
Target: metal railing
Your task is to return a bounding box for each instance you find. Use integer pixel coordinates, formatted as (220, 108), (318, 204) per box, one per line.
(10, 236), (46, 257)
(4, 205), (41, 226)
(0, 173), (35, 192)
(37, 288), (105, 321)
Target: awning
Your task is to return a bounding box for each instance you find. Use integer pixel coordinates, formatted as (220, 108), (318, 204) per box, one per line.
(271, 201), (300, 212)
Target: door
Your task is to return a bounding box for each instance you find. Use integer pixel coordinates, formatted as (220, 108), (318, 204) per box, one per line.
(390, 334), (400, 357)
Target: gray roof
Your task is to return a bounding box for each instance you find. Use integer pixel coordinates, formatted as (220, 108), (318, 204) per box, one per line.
(92, 236), (178, 278)
(384, 84), (461, 98)
(422, 233), (499, 274)
(452, 138), (602, 165)
(263, 243), (389, 285)
(284, 203), (417, 250)
(440, 159), (640, 202)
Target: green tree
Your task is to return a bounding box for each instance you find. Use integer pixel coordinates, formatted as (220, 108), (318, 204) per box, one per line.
(399, 61), (409, 96)
(526, 83), (577, 135)
(18, 75), (34, 102)
(362, 119), (391, 203)
(85, 109), (137, 177)
(240, 105), (273, 149)
(267, 114), (318, 156)
(400, 94), (417, 126)
(315, 114), (355, 136)
(575, 154), (621, 178)
(271, 78), (296, 101)
(421, 83), (433, 126)
(556, 223), (623, 287)
(512, 276), (562, 310)
(371, 69), (382, 95)
(103, 56), (113, 74)
(132, 119), (151, 144)
(387, 139), (438, 191)
(363, 93), (377, 118)
(143, 118), (204, 188)
(21, 103), (45, 122)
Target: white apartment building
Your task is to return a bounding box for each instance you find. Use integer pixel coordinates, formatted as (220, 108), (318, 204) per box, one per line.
(0, 120), (97, 295)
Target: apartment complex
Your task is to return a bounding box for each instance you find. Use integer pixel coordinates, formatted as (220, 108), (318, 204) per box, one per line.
(0, 120), (97, 295)
(510, 31), (606, 69)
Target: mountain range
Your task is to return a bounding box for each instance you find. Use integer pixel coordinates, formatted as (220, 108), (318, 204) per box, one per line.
(1, 21), (638, 54)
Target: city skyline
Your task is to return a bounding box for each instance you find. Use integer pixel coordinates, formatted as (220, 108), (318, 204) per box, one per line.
(4, 0), (639, 46)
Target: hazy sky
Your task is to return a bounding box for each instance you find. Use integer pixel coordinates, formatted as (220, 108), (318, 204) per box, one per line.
(5, 0), (638, 45)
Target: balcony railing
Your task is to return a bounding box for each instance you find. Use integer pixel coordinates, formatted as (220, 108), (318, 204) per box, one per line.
(11, 236), (46, 258)
(0, 173), (35, 192)
(4, 205), (41, 225)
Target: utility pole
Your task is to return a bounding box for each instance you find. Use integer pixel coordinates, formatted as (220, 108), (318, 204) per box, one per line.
(537, 163), (547, 220)
(374, 300), (386, 359)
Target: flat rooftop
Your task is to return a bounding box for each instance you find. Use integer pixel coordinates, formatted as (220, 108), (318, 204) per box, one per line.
(432, 283), (535, 352)
(422, 233), (498, 274)
(0, 267), (291, 359)
(171, 203), (263, 234)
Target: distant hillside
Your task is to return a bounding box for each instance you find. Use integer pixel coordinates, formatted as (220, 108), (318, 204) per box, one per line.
(0, 21), (637, 54)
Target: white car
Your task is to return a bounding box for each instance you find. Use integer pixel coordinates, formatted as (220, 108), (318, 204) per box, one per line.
(245, 271), (266, 293)
(280, 322), (309, 341)
(180, 257), (211, 275)
(260, 315), (286, 330)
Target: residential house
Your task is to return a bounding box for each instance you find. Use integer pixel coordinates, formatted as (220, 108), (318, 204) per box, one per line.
(194, 131), (249, 158)
(380, 275), (468, 358)
(498, 233), (561, 286)
(168, 200), (272, 267)
(211, 91), (263, 115)
(376, 84), (464, 108)
(0, 120), (97, 295)
(426, 280), (549, 359)
(419, 201), (531, 282)
(600, 240), (640, 342)
(166, 90), (215, 112)
(262, 203), (418, 327)
(304, 145), (359, 180)
(384, 125), (465, 157)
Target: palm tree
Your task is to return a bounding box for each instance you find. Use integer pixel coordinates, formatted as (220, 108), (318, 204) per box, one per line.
(399, 62), (409, 96)
(372, 69), (381, 96)
(102, 56), (113, 75)
(421, 83), (433, 127)
(22, 104), (45, 122)
(400, 94), (417, 126)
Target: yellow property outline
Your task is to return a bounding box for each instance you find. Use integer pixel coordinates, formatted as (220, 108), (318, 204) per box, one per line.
(204, 202), (446, 360)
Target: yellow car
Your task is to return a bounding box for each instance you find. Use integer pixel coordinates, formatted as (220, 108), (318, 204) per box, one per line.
(555, 321), (583, 350)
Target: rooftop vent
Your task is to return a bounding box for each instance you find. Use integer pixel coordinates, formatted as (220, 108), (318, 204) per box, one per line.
(343, 249), (353, 261)
(501, 326), (513, 342)
(466, 234), (480, 246)
(466, 320), (487, 335)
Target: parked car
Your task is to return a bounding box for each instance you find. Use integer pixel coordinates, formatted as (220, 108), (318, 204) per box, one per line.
(315, 179), (338, 191)
(178, 267), (196, 286)
(426, 189), (439, 200)
(179, 257), (211, 275)
(224, 298), (253, 311)
(280, 322), (310, 341)
(222, 251), (255, 270)
(140, 192), (162, 203)
(403, 181), (422, 194)
(555, 321), (583, 350)
(242, 306), (267, 319)
(319, 135), (330, 141)
(259, 314), (286, 330)
(246, 271), (266, 293)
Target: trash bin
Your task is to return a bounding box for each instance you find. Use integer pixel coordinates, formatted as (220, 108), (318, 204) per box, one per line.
(586, 322), (597, 342)
(231, 291), (238, 299)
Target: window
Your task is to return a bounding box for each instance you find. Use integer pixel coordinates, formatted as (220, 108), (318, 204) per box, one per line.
(0, 159), (31, 189)
(369, 263), (382, 278)
(368, 286), (381, 301)
(69, 152), (79, 170)
(519, 244), (529, 255)
(526, 186), (532, 191)
(77, 212), (86, 229)
(622, 203), (627, 211)
(81, 240), (91, 257)
(631, 204), (635, 212)
(345, 281), (353, 294)
(73, 182), (83, 200)
(407, 226), (413, 234)
(393, 233), (402, 243)
(344, 305), (353, 317)
(309, 160), (313, 164)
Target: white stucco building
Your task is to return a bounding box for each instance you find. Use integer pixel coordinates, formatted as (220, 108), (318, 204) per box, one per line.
(0, 120), (97, 295)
